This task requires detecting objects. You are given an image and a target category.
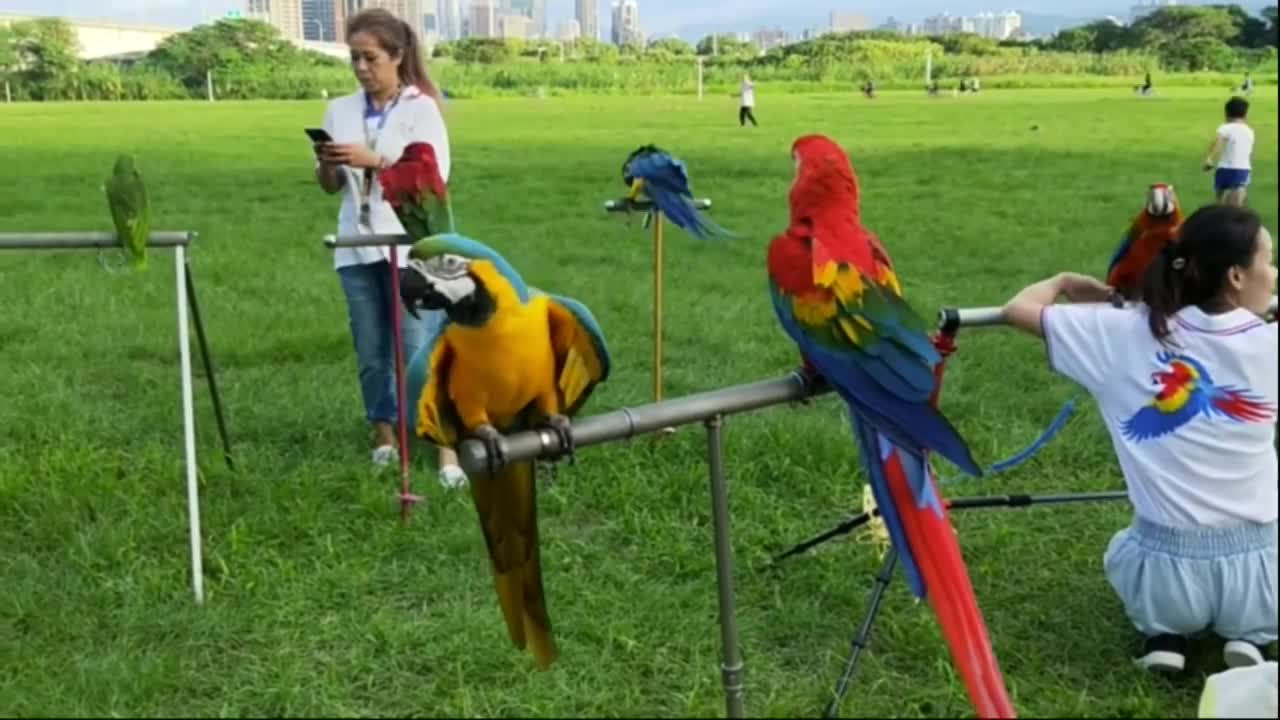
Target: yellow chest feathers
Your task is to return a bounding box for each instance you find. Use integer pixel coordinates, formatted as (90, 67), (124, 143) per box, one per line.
(444, 293), (558, 421)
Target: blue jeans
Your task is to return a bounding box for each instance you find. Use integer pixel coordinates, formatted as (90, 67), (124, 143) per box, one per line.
(337, 261), (445, 426)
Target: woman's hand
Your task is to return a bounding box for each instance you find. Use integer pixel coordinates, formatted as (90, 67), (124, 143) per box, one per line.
(1057, 272), (1115, 303)
(318, 143), (385, 169)
(1001, 272), (1116, 338)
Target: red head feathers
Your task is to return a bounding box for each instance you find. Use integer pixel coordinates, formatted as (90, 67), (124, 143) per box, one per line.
(790, 134), (861, 225)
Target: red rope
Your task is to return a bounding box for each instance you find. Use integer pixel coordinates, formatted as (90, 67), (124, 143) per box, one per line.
(388, 247), (420, 522)
(928, 330), (959, 409)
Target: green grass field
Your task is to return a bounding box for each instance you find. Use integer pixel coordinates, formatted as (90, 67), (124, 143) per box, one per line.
(1, 87), (1276, 718)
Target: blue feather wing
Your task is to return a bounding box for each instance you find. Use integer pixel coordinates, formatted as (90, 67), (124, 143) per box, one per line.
(631, 152), (734, 241)
(1107, 221), (1139, 278)
(769, 281), (982, 477)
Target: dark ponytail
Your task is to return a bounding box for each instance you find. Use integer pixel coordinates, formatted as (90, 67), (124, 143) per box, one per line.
(1141, 204), (1263, 342)
(397, 19), (443, 105)
(345, 9), (443, 106)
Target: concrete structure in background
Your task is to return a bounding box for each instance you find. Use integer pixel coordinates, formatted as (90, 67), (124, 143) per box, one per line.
(502, 0), (547, 39)
(558, 18), (581, 41)
(611, 0), (641, 46)
(0, 12), (349, 61)
(829, 11), (870, 32)
(301, 0), (341, 40)
(499, 13), (533, 39)
(437, 0), (461, 40)
(468, 0), (498, 37)
(0, 11), (182, 59)
(752, 28), (788, 52)
(575, 0), (599, 42)
(247, 0), (304, 39)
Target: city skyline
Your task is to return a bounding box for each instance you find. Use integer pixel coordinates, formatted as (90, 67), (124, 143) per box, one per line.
(1, 0), (1271, 42)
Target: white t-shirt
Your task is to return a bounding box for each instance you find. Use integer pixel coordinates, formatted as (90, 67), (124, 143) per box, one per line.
(1215, 121), (1254, 171)
(1043, 302), (1278, 528)
(740, 81), (755, 108)
(318, 85), (452, 269)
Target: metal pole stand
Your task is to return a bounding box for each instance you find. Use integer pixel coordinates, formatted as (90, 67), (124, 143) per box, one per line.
(603, 197), (714, 437)
(457, 370), (833, 719)
(706, 414), (746, 718)
(770, 302), (1145, 716)
(0, 230), (234, 606)
(325, 234), (423, 523)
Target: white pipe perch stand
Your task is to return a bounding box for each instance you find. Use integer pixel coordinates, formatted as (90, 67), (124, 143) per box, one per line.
(0, 231), (209, 605)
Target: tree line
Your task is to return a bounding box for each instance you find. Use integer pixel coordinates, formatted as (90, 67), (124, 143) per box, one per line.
(0, 4), (1274, 101)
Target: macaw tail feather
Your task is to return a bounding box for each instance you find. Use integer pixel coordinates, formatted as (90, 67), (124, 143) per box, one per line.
(472, 459), (557, 670)
(850, 410), (1016, 719)
(646, 185), (735, 240)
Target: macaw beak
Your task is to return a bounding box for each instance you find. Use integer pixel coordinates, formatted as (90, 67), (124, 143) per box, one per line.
(398, 266), (430, 320)
(626, 178), (645, 201)
(1146, 185), (1175, 216)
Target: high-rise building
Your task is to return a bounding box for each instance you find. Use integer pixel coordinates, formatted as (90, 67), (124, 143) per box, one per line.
(247, 0), (305, 40)
(499, 13), (533, 38)
(437, 0), (461, 40)
(610, 0), (640, 45)
(420, 1), (439, 42)
(501, 0), (545, 39)
(829, 11), (869, 32)
(469, 0), (497, 37)
(753, 28), (788, 52)
(575, 0), (599, 42)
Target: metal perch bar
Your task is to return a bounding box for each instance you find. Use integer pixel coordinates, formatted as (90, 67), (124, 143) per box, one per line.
(324, 234), (414, 248)
(0, 231), (196, 249)
(457, 373), (810, 719)
(603, 198), (713, 212)
(456, 370), (828, 474)
(939, 294), (1278, 332)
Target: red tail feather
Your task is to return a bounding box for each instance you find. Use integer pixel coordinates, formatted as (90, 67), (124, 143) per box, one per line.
(882, 450), (1017, 719)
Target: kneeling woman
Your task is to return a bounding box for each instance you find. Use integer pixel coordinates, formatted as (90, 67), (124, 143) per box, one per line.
(1002, 204), (1278, 672)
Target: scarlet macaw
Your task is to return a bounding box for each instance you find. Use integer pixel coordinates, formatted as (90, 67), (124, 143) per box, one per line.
(766, 134), (1016, 719)
(1106, 184), (1182, 300)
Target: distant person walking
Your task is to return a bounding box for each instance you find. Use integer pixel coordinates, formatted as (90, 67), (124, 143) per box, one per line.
(738, 73), (758, 127)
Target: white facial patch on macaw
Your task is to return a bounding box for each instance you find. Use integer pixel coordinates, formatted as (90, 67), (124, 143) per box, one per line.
(409, 254), (477, 304)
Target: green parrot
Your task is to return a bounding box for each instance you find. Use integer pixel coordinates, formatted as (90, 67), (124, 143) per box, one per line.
(105, 154), (150, 272)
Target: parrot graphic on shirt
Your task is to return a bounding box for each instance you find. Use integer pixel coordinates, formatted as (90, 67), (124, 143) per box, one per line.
(104, 154), (150, 272)
(1121, 351), (1274, 441)
(378, 141), (454, 238)
(1105, 184), (1182, 300)
(399, 233), (611, 670)
(766, 133), (1016, 719)
(620, 144), (735, 240)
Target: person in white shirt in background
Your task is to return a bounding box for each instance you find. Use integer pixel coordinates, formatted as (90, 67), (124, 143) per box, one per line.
(1204, 96), (1255, 208)
(313, 7), (467, 489)
(738, 73), (758, 127)
(1002, 204), (1278, 675)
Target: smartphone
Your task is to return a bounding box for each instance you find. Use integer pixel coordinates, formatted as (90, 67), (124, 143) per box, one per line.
(305, 127), (333, 144)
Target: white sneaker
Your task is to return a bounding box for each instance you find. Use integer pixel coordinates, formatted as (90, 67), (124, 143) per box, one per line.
(371, 445), (398, 467)
(438, 464), (468, 489)
(1224, 640), (1267, 668)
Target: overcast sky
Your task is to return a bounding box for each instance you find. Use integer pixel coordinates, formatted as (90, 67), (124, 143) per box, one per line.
(1, 0), (1270, 39)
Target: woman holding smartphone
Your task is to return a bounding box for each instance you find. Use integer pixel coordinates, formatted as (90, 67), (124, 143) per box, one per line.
(313, 7), (466, 489)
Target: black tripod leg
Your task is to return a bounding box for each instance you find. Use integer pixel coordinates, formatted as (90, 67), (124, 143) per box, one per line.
(184, 261), (235, 471)
(823, 548), (899, 719)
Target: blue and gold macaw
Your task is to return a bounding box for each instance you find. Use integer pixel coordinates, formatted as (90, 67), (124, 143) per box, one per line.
(621, 144), (735, 240)
(400, 233), (611, 670)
